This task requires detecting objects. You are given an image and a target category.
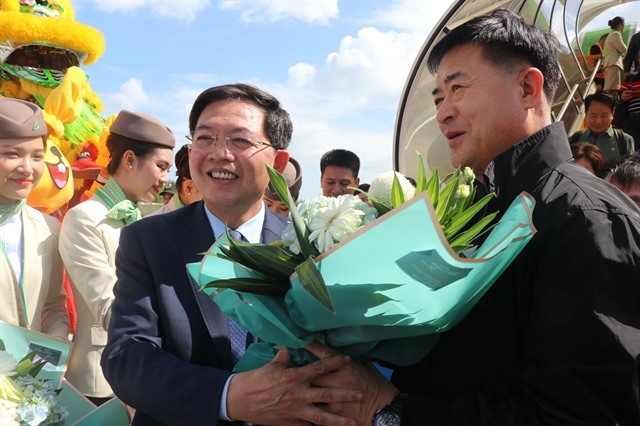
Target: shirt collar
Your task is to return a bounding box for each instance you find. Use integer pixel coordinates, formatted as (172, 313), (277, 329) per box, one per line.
(584, 126), (615, 138)
(203, 202), (266, 244)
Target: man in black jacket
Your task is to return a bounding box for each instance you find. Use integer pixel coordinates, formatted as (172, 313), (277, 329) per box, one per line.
(314, 9), (640, 426)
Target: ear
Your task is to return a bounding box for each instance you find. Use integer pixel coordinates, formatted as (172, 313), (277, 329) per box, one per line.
(355, 177), (360, 187)
(185, 179), (198, 195)
(519, 67), (545, 109)
(273, 150), (290, 173)
(122, 150), (136, 171)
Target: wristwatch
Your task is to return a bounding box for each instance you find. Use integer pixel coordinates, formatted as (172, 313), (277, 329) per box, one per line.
(372, 393), (408, 426)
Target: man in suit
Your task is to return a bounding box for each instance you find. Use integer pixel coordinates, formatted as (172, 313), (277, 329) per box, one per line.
(311, 9), (640, 425)
(102, 83), (362, 426)
(0, 97), (69, 340)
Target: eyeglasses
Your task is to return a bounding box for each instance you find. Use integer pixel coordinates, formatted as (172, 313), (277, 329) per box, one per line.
(186, 133), (274, 153)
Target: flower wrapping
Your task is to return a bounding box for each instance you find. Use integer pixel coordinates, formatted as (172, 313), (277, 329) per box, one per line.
(0, 322), (130, 426)
(188, 191), (536, 371)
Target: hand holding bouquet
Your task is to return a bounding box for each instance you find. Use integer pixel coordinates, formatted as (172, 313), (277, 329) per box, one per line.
(187, 156), (536, 370)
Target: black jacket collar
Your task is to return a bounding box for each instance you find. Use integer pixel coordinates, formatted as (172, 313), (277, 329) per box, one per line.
(483, 122), (570, 213)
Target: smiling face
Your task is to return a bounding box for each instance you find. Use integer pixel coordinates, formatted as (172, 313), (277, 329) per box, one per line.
(321, 165), (359, 197)
(433, 44), (532, 174)
(189, 99), (289, 227)
(118, 148), (173, 203)
(585, 101), (614, 135)
(0, 136), (45, 204)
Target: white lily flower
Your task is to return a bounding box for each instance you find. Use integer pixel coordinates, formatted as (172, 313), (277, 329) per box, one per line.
(457, 184), (471, 200)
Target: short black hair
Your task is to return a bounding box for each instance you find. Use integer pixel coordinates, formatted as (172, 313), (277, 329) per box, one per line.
(584, 92), (616, 112)
(608, 152), (640, 190)
(320, 149), (360, 177)
(188, 83), (293, 150)
(174, 144), (191, 191)
(427, 9), (561, 103)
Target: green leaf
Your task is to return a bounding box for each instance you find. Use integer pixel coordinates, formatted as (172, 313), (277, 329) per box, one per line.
(0, 339), (5, 352)
(220, 236), (303, 279)
(441, 170), (458, 184)
(434, 169), (460, 222)
(425, 168), (440, 205)
(463, 186), (478, 211)
(15, 351), (38, 376)
(390, 172), (405, 208)
(448, 212), (499, 250)
(219, 236), (270, 274)
(366, 192), (392, 216)
(266, 165), (292, 207)
(204, 278), (289, 297)
(444, 192), (495, 238)
(416, 152), (428, 194)
(267, 166), (319, 258)
(28, 359), (47, 378)
(296, 257), (335, 313)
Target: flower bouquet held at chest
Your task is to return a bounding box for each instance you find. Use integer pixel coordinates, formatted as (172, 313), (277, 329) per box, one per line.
(0, 322), (131, 426)
(0, 337), (68, 426)
(187, 156), (537, 371)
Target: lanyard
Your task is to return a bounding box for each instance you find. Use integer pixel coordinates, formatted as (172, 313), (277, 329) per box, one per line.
(0, 221), (30, 328)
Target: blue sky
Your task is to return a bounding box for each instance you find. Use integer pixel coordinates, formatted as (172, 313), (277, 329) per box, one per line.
(71, 0), (456, 200)
(71, 0), (638, 200)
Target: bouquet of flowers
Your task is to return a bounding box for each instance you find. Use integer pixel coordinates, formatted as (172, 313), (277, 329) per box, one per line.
(0, 339), (68, 426)
(187, 157), (536, 371)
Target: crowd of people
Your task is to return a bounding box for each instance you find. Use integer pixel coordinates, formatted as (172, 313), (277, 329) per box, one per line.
(583, 15), (639, 149)
(1, 8), (639, 426)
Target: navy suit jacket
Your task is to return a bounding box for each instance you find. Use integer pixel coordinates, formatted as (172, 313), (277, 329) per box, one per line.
(101, 201), (287, 426)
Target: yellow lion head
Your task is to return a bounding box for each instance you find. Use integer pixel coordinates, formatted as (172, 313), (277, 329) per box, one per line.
(1, 0), (107, 214)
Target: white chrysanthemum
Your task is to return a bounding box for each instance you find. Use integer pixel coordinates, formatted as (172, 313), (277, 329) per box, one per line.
(307, 194), (376, 253)
(0, 351), (18, 377)
(281, 194), (377, 254)
(281, 222), (300, 254)
(368, 171), (416, 207)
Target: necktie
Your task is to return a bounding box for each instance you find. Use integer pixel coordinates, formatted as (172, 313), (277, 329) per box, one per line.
(227, 229), (245, 242)
(226, 228), (249, 365)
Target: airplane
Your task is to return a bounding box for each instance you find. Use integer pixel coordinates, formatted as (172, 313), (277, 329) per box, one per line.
(394, 0), (638, 177)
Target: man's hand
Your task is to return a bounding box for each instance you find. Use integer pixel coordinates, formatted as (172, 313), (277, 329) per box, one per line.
(227, 346), (363, 426)
(307, 341), (400, 426)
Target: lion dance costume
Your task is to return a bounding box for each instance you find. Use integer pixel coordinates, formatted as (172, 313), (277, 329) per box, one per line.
(1, 0), (113, 331)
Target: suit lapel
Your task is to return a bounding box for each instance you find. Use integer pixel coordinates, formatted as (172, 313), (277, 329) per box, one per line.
(19, 208), (40, 325)
(0, 236), (23, 326)
(177, 203), (289, 369)
(261, 207), (288, 244)
(176, 202), (234, 369)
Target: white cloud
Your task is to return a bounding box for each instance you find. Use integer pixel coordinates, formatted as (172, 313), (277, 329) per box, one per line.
(94, 0), (455, 199)
(368, 0), (453, 34)
(219, 0), (338, 24)
(105, 78), (151, 112)
(283, 26), (425, 116)
(92, 0), (210, 24)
